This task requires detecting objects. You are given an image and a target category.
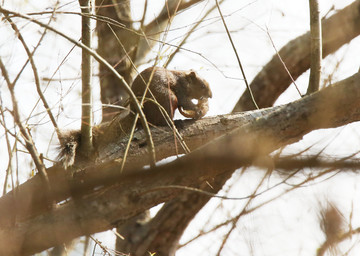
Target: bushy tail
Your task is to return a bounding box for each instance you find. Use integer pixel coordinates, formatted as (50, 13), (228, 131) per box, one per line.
(57, 130), (81, 169)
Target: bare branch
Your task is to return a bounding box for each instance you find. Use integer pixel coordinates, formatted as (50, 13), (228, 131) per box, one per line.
(79, 0), (94, 158)
(165, 1), (222, 67)
(317, 225), (360, 256)
(135, 0), (203, 62)
(269, 155), (360, 172)
(3, 14), (62, 140)
(0, 58), (51, 202)
(265, 27), (303, 97)
(0, 6), (156, 167)
(0, 97), (15, 195)
(307, 0), (322, 94)
(0, 72), (360, 254)
(233, 0), (360, 111)
(215, 0), (259, 109)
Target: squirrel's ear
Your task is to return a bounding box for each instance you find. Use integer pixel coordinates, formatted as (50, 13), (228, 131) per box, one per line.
(187, 70), (197, 84)
(189, 71), (196, 78)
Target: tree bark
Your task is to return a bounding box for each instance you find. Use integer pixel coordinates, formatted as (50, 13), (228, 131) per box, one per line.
(0, 72), (359, 255)
(96, 0), (136, 121)
(136, 1), (360, 254)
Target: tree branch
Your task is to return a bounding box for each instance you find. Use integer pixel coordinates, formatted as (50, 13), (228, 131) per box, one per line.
(135, 0), (204, 63)
(3, 14), (62, 140)
(233, 0), (360, 111)
(152, 2), (360, 253)
(0, 58), (51, 202)
(0, 72), (360, 255)
(79, 0), (94, 157)
(307, 0), (322, 94)
(0, 6), (156, 167)
(215, 0), (259, 109)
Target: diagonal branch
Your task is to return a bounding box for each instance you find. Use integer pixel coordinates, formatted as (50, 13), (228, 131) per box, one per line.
(124, 1), (360, 253)
(215, 0), (258, 109)
(0, 72), (360, 255)
(135, 0), (204, 62)
(3, 14), (62, 140)
(233, 0), (360, 112)
(0, 58), (51, 201)
(0, 6), (156, 167)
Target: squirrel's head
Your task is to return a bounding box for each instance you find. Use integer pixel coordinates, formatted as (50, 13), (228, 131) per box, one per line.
(186, 71), (212, 100)
(177, 71), (212, 119)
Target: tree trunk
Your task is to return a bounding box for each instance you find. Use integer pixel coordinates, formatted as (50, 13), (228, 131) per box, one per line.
(96, 0), (137, 121)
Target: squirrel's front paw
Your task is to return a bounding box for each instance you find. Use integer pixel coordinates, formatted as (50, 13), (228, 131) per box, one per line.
(179, 98), (209, 119)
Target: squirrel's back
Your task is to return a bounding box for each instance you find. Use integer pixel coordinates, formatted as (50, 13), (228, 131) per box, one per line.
(57, 67), (212, 168)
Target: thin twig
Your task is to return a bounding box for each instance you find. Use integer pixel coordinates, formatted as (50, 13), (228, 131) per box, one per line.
(107, 24), (157, 169)
(9, 9), (223, 73)
(12, 3), (59, 87)
(307, 0), (322, 94)
(216, 167), (271, 256)
(3, 14), (62, 140)
(141, 184), (266, 200)
(215, 0), (259, 109)
(266, 27), (302, 97)
(165, 0), (225, 67)
(317, 227), (360, 256)
(0, 6), (156, 167)
(0, 98), (14, 195)
(0, 57), (51, 197)
(140, 0), (148, 28)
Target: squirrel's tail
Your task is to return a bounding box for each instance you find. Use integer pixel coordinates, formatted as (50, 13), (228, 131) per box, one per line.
(57, 130), (81, 169)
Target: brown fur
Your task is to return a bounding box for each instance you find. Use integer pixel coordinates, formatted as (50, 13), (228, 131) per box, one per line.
(131, 67), (212, 126)
(58, 67), (212, 168)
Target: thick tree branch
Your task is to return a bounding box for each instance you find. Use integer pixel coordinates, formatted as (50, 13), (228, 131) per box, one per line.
(0, 108), (275, 227)
(0, 72), (360, 255)
(233, 0), (360, 112)
(149, 2), (360, 253)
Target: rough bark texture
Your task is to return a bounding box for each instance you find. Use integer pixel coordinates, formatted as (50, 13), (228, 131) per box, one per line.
(96, 0), (136, 121)
(138, 2), (360, 255)
(0, 108), (276, 228)
(0, 72), (360, 255)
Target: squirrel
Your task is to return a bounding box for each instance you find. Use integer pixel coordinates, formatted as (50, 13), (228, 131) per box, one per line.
(57, 66), (212, 168)
(130, 67), (212, 125)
